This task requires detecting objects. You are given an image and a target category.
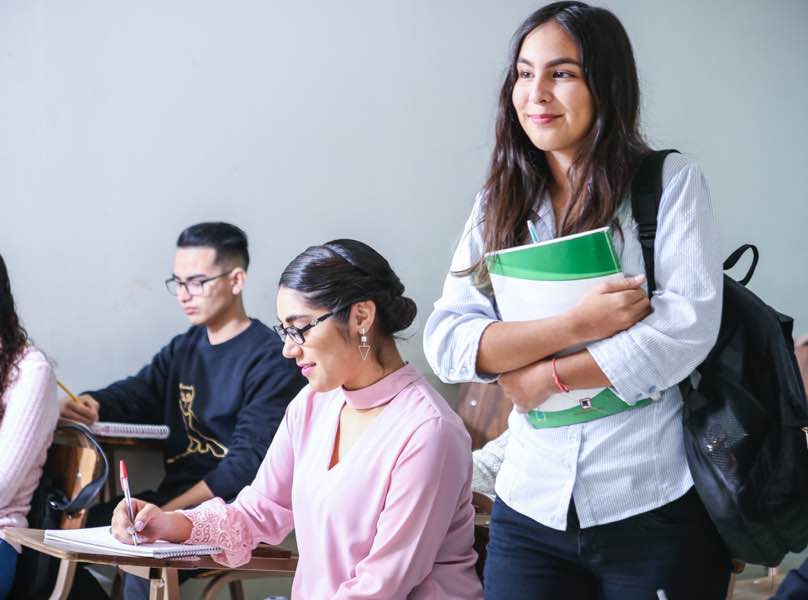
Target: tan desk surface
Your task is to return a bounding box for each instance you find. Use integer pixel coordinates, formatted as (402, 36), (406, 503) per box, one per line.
(5, 527), (298, 600)
(4, 527), (297, 571)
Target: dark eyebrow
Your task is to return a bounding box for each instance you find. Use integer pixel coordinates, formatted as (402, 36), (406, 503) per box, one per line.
(516, 56), (581, 70)
(172, 272), (210, 280)
(280, 313), (311, 325)
(544, 57), (581, 69)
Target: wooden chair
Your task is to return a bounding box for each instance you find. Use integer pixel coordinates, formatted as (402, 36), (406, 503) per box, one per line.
(31, 424), (107, 600)
(455, 381), (510, 583)
(191, 543), (298, 600)
(456, 382), (510, 450)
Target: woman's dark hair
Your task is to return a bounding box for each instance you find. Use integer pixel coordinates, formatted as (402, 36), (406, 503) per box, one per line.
(177, 222), (250, 270)
(278, 239), (417, 359)
(466, 1), (650, 286)
(0, 254), (29, 400)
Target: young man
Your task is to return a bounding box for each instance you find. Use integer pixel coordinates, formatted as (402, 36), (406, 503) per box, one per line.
(61, 222), (304, 599)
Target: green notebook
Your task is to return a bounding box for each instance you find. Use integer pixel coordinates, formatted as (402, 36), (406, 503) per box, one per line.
(485, 227), (650, 427)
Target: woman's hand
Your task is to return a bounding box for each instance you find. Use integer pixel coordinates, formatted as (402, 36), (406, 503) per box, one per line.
(499, 359), (556, 413)
(570, 275), (651, 341)
(111, 498), (177, 544)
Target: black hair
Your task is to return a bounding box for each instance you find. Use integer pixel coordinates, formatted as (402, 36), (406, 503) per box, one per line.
(0, 254), (28, 403)
(278, 239), (417, 346)
(176, 222), (250, 270)
(463, 1), (649, 286)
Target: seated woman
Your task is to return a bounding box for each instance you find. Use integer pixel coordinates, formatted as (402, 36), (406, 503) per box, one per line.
(111, 239), (483, 599)
(0, 254), (59, 600)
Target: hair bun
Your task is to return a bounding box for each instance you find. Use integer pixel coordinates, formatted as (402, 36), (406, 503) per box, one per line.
(385, 295), (417, 333)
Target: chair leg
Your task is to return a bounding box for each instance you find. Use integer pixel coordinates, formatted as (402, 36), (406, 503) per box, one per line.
(49, 560), (78, 600)
(201, 574), (233, 600)
(725, 572), (736, 600)
(228, 580), (245, 600)
(110, 567), (123, 600)
(161, 568), (179, 600)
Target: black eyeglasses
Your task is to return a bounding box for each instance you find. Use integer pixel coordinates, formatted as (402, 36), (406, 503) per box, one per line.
(165, 270), (234, 297)
(272, 311), (335, 345)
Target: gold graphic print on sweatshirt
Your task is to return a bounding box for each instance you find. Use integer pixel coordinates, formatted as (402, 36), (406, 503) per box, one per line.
(166, 383), (229, 464)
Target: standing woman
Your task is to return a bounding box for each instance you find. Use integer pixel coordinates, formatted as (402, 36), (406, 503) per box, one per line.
(111, 239), (483, 599)
(424, 2), (730, 599)
(0, 254), (59, 600)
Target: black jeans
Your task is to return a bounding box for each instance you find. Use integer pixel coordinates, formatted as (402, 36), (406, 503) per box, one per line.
(483, 488), (731, 600)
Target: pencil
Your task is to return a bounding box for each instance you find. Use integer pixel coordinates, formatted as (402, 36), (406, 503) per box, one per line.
(57, 380), (83, 405)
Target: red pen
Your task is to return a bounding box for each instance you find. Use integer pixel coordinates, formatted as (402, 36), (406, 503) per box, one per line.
(119, 460), (140, 545)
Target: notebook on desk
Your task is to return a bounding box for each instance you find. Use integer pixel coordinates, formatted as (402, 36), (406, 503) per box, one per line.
(44, 526), (221, 559)
(90, 422), (170, 440)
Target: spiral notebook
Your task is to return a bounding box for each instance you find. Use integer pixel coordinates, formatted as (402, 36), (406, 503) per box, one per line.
(90, 422), (170, 440)
(44, 526), (221, 558)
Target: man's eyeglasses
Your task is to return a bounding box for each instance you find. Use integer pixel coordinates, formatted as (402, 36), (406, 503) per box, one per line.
(165, 270), (234, 297)
(273, 311), (335, 345)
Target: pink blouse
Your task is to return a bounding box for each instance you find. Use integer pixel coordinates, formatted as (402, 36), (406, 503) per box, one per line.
(182, 363), (482, 599)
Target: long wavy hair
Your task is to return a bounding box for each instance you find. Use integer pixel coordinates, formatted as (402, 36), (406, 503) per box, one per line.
(465, 1), (650, 286)
(0, 254), (28, 405)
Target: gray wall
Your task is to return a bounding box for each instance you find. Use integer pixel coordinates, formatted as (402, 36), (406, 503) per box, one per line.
(2, 1), (807, 594)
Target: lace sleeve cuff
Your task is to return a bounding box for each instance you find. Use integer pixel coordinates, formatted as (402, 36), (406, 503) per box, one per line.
(180, 498), (253, 567)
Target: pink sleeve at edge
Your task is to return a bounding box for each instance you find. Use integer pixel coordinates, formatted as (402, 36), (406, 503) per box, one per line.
(181, 498), (254, 568)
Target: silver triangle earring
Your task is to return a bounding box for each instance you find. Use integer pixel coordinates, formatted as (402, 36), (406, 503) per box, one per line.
(358, 327), (371, 361)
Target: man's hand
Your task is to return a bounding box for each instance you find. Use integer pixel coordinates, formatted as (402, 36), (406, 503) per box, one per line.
(59, 394), (100, 424)
(160, 480), (214, 512)
(499, 359), (556, 413)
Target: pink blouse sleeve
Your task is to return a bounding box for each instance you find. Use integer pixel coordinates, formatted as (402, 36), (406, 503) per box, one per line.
(182, 497), (253, 567)
(334, 418), (475, 599)
(180, 401), (298, 568)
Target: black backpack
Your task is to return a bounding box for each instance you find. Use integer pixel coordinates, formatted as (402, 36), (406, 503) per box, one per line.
(9, 422), (109, 600)
(631, 150), (808, 566)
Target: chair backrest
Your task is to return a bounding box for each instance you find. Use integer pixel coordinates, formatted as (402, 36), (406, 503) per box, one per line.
(48, 426), (104, 529)
(10, 425), (107, 600)
(455, 382), (511, 450)
(47, 426), (106, 600)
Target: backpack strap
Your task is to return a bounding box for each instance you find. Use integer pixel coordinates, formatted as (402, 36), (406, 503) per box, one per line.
(630, 149), (679, 296)
(49, 422), (109, 516)
(723, 243), (759, 287)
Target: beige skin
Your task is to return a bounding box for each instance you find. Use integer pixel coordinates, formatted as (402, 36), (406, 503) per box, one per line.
(274, 290), (406, 469)
(110, 289), (406, 544)
(59, 246), (251, 511)
(477, 21), (652, 413)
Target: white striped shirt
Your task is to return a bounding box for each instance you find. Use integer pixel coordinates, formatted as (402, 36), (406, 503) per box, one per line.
(423, 153), (723, 530)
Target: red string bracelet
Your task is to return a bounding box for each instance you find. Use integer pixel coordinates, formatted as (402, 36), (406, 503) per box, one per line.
(551, 357), (571, 393)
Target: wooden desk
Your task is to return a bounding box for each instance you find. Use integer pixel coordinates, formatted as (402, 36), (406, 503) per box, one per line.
(4, 528), (298, 600)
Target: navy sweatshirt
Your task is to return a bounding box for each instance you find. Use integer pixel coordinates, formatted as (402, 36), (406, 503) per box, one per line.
(89, 319), (305, 500)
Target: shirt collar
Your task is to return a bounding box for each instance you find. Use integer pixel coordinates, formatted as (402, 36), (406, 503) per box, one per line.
(531, 191), (556, 240)
(341, 362), (421, 410)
